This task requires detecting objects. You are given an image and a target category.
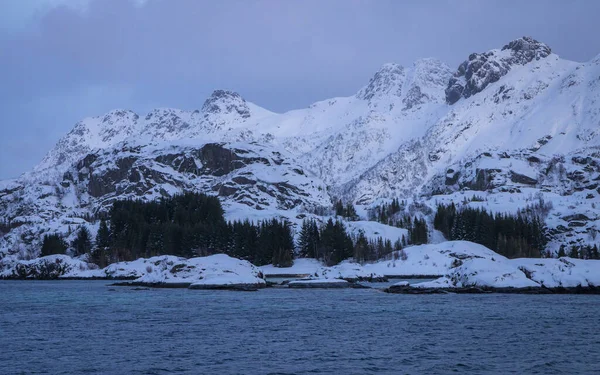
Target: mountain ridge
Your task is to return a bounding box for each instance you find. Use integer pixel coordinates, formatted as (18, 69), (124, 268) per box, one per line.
(2, 36), (600, 262)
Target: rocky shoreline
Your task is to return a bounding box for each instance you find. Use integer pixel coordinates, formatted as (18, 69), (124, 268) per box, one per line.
(3, 276), (600, 294)
(109, 281), (266, 291)
(384, 284), (600, 294)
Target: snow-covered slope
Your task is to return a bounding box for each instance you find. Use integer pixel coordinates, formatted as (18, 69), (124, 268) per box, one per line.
(343, 44), (600, 201)
(263, 241), (600, 290)
(1, 36), (600, 261)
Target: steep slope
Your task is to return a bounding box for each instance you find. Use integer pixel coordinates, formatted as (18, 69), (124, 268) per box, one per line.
(291, 58), (452, 186)
(343, 39), (600, 199)
(445, 36), (552, 104)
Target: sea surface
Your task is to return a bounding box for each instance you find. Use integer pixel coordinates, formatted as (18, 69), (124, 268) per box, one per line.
(1, 280), (599, 375)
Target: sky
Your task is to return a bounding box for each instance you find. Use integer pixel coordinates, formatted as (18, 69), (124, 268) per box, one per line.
(0, 0), (599, 179)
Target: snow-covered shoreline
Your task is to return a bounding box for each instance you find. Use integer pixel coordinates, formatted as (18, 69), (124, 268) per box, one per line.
(2, 241), (600, 293)
(264, 241), (600, 292)
(1, 254), (266, 291)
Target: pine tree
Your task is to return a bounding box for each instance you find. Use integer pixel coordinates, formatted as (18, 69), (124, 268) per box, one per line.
(272, 247), (294, 267)
(319, 219), (353, 266)
(434, 203), (548, 259)
(334, 199), (344, 217)
(41, 234), (67, 256)
(344, 203), (358, 221)
(393, 238), (402, 251)
(592, 244), (600, 260)
(353, 230), (369, 263)
(298, 219), (314, 258)
(72, 226), (92, 256)
(568, 246), (579, 259)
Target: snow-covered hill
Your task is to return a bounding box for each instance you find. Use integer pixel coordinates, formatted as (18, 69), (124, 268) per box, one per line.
(1, 36), (599, 261)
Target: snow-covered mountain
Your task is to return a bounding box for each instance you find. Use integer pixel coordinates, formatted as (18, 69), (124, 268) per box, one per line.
(1, 36), (599, 261)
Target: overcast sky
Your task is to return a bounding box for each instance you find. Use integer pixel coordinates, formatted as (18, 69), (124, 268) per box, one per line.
(1, 0), (599, 179)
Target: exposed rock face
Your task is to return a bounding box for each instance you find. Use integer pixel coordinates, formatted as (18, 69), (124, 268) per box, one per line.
(66, 142), (329, 211)
(446, 37), (552, 104)
(424, 149), (600, 250)
(502, 37), (552, 64)
(510, 170), (538, 185)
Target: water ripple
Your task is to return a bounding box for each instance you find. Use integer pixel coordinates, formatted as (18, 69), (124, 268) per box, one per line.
(1, 281), (599, 374)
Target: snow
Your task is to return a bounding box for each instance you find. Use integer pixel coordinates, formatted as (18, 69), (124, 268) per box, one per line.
(0, 255), (96, 279)
(261, 258), (323, 277)
(1, 254), (266, 288)
(261, 258), (384, 281)
(106, 254), (266, 286)
(414, 257), (540, 289)
(323, 261), (384, 280)
(391, 242), (600, 289)
(514, 257), (600, 288)
(363, 241), (498, 277)
(265, 241), (600, 290)
(3, 241), (600, 291)
(346, 221), (408, 243)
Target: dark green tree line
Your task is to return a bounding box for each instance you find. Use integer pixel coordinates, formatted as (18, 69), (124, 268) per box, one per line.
(334, 199), (358, 221)
(434, 203), (548, 258)
(41, 234), (68, 256)
(86, 193), (295, 267)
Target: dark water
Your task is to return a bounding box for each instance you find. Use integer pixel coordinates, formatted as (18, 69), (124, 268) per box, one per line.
(1, 281), (599, 375)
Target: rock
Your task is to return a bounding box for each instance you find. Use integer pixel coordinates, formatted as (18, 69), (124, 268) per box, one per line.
(188, 283), (262, 291)
(385, 284), (448, 294)
(384, 285), (554, 294)
(561, 214), (590, 222)
(463, 169), (495, 191)
(572, 156), (592, 165)
(1, 255), (95, 280)
(567, 170), (586, 181)
(288, 279), (351, 288)
(510, 171), (537, 185)
(446, 37), (551, 104)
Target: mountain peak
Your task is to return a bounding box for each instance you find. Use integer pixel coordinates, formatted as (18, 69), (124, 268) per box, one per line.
(501, 36), (551, 63)
(99, 109), (139, 124)
(356, 63), (406, 101)
(446, 36), (552, 104)
(201, 90), (251, 119)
